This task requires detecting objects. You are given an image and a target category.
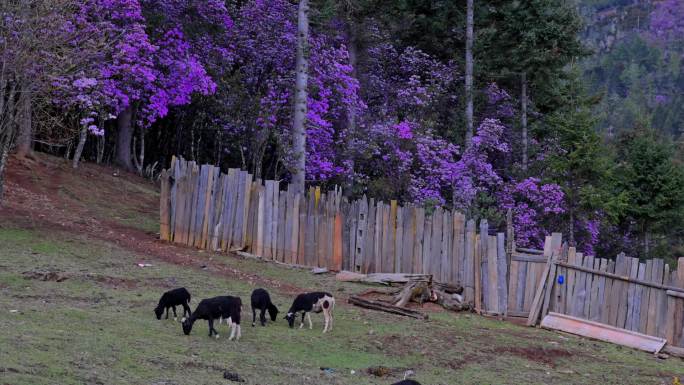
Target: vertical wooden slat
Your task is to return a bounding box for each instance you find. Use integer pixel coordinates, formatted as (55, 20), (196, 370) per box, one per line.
(194, 165), (209, 248)
(381, 203), (391, 272)
(351, 200), (359, 270)
(290, 192), (300, 264)
(463, 219), (476, 304)
(297, 195), (306, 265)
(230, 171), (245, 249)
(653, 259), (667, 338)
(564, 247), (576, 315)
(364, 199), (376, 273)
(374, 202), (384, 273)
(169, 156), (179, 239)
(210, 174), (226, 251)
(508, 259), (519, 313)
(542, 234), (562, 318)
(254, 184), (265, 257)
(595, 259), (608, 322)
(305, 188), (316, 267)
(430, 209), (443, 280)
(388, 200), (397, 273)
(219, 170), (234, 250)
(270, 181), (279, 259)
(452, 212), (465, 285)
(402, 206), (414, 274)
(486, 235), (499, 313)
(159, 169), (171, 241)
(625, 257), (640, 330)
(263, 180), (273, 258)
(474, 234), (482, 313)
(187, 164), (201, 247)
(394, 206), (404, 273)
(421, 213), (432, 276)
(276, 190), (286, 261)
(614, 253), (630, 328)
(632, 262), (646, 333)
(440, 212), (451, 283)
(582, 255), (595, 319)
(341, 200), (351, 271)
(479, 220), (489, 311)
(497, 233), (508, 315)
(355, 196), (368, 272)
(240, 173), (253, 249)
(283, 186), (293, 263)
(413, 208), (426, 275)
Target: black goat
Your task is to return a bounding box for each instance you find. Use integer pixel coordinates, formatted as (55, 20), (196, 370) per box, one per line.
(284, 292), (334, 333)
(250, 288), (279, 327)
(154, 287), (191, 321)
(181, 296), (242, 340)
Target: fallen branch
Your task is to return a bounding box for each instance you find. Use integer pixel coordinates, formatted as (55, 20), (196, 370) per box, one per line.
(433, 289), (468, 311)
(663, 345), (684, 359)
(348, 295), (428, 320)
(336, 271), (432, 285)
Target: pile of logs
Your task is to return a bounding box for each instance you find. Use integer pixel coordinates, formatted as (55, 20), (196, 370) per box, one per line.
(337, 272), (470, 319)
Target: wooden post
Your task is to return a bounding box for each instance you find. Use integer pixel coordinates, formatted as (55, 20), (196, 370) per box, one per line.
(159, 169), (171, 241)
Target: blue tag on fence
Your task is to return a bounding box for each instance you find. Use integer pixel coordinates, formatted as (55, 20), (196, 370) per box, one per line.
(558, 275), (564, 284)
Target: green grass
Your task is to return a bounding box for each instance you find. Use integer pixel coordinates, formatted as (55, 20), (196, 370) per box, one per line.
(1, 225), (683, 385)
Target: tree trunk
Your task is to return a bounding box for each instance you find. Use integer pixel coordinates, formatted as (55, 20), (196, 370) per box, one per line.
(96, 133), (105, 164)
(15, 86), (32, 159)
(0, 133), (11, 205)
(116, 105), (134, 170)
(0, 84), (17, 205)
(72, 126), (87, 169)
(133, 127), (145, 175)
(291, 0), (310, 195)
(521, 72), (528, 172)
(643, 225), (650, 258)
(464, 0), (474, 147)
(343, 19), (359, 198)
(568, 204), (575, 246)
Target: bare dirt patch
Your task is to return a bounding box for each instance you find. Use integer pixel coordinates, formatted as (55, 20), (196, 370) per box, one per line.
(2, 154), (306, 297)
(495, 346), (572, 368)
(22, 270), (69, 282)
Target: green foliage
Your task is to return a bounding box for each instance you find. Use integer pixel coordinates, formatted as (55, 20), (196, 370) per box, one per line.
(478, 0), (588, 111)
(614, 129), (684, 224)
(612, 128), (684, 257)
(544, 72), (621, 242)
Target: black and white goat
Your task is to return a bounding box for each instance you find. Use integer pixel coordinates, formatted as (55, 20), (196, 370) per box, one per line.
(181, 296), (242, 340)
(250, 288), (279, 327)
(154, 287), (191, 321)
(283, 292), (334, 333)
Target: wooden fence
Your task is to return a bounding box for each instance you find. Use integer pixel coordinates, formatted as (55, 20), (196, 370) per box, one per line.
(531, 236), (684, 348)
(159, 156), (684, 349)
(158, 157), (539, 315)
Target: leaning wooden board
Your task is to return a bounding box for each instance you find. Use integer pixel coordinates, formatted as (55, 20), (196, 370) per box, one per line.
(541, 312), (666, 354)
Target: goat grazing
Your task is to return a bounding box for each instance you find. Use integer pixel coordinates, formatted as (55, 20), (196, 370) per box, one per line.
(154, 287), (191, 321)
(181, 296), (242, 340)
(284, 292), (334, 333)
(250, 288), (278, 327)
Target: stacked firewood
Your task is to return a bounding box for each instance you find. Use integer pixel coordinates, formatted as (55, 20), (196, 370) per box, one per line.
(337, 272), (470, 319)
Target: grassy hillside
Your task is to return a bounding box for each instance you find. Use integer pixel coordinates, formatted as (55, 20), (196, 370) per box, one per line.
(0, 154), (682, 384)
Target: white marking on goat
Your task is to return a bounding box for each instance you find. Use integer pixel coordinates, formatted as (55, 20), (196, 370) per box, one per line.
(306, 313), (313, 330)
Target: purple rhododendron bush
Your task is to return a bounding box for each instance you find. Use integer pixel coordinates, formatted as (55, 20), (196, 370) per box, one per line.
(1, 0), (683, 259)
